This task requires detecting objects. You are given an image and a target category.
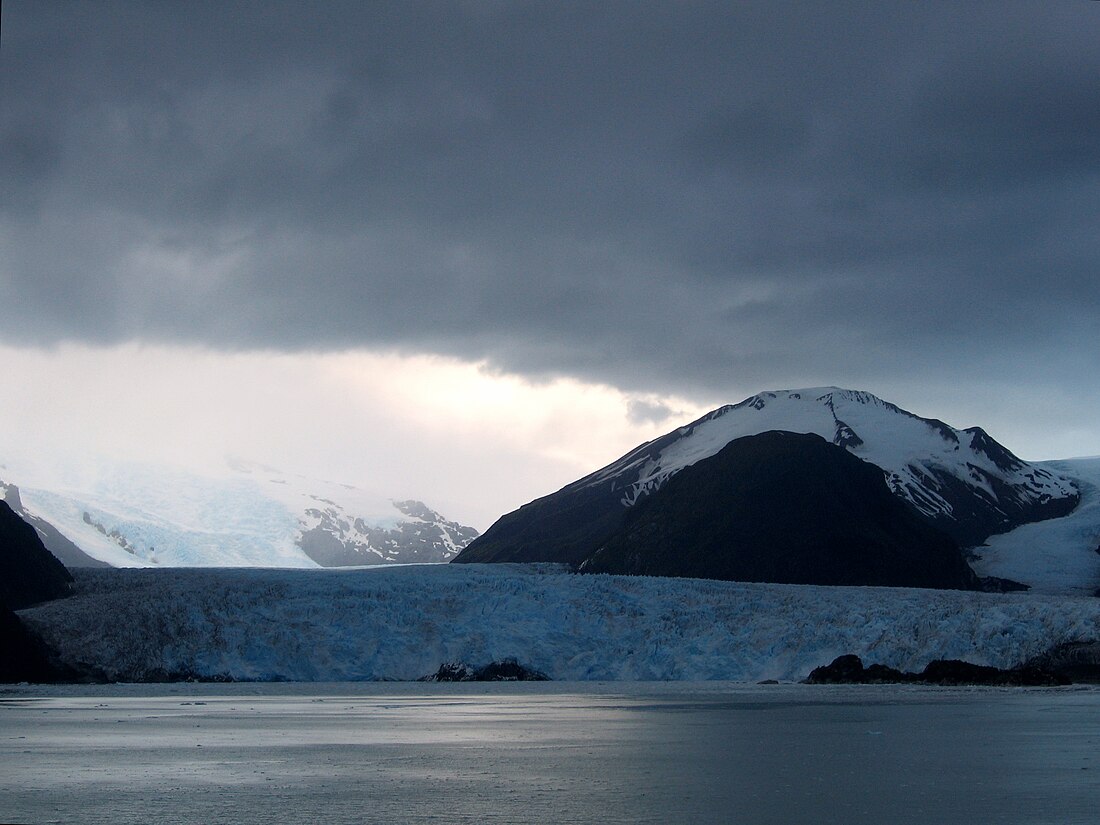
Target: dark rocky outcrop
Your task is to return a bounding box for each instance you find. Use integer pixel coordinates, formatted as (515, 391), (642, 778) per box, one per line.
(917, 659), (1065, 686)
(0, 482), (108, 568)
(0, 501), (82, 683)
(803, 654), (907, 684)
(0, 500), (73, 610)
(0, 606), (84, 683)
(580, 432), (980, 590)
(977, 575), (1030, 593)
(1022, 641), (1100, 684)
(804, 654), (1068, 686)
(420, 658), (549, 682)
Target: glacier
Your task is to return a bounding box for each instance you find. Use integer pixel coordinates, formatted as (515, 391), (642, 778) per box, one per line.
(0, 457), (476, 568)
(19, 564), (1100, 683)
(972, 456), (1100, 595)
(597, 388), (1078, 530)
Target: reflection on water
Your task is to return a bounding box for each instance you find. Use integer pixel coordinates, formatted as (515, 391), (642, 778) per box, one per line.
(2, 682), (1099, 824)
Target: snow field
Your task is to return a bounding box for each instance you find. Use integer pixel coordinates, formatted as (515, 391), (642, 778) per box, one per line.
(20, 564), (1100, 683)
(974, 457), (1100, 595)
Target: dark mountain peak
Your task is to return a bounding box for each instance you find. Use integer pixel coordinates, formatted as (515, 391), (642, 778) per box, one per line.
(579, 431), (979, 590)
(0, 480), (24, 511)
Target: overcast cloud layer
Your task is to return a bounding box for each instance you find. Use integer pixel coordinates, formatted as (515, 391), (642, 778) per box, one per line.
(2, 2), (1099, 426)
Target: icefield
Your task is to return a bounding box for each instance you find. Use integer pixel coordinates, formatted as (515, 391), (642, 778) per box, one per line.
(20, 564), (1100, 683)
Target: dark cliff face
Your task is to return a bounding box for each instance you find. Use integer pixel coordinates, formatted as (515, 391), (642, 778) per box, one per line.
(0, 605), (80, 683)
(451, 480), (628, 567)
(0, 481), (109, 568)
(0, 500), (74, 610)
(580, 432), (979, 591)
(0, 501), (78, 683)
(453, 407), (740, 567)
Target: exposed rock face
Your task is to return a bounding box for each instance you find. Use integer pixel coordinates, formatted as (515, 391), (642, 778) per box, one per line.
(298, 499), (479, 566)
(1023, 641), (1100, 684)
(420, 658), (549, 682)
(0, 500), (82, 682)
(801, 654), (908, 684)
(582, 432), (980, 590)
(804, 654), (1068, 686)
(0, 606), (80, 683)
(0, 500), (73, 610)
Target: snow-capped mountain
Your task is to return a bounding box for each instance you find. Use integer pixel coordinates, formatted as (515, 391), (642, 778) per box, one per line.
(0, 459), (477, 568)
(576, 430), (982, 590)
(592, 388), (1079, 546)
(455, 387), (1080, 569)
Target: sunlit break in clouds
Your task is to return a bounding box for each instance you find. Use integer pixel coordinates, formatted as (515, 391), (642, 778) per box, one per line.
(0, 344), (707, 530)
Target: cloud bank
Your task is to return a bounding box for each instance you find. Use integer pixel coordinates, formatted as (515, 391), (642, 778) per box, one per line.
(3, 2), (1096, 400)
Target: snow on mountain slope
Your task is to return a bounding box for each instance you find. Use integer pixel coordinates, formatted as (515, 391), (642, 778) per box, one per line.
(972, 457), (1100, 596)
(580, 387), (1078, 546)
(1, 457), (477, 568)
(0, 480), (108, 568)
(19, 564), (1100, 682)
(8, 463), (312, 568)
(229, 460), (478, 566)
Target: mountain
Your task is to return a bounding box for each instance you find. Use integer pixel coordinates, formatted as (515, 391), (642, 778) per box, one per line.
(0, 498), (81, 682)
(455, 388), (1080, 580)
(296, 495), (479, 566)
(1, 459), (478, 568)
(0, 481), (108, 568)
(580, 431), (979, 590)
(0, 500), (73, 609)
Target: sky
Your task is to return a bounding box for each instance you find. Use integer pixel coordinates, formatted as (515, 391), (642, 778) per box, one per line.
(2, 1), (1098, 530)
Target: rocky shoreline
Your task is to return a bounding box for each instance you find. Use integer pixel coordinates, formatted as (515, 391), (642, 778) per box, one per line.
(805, 645), (1100, 686)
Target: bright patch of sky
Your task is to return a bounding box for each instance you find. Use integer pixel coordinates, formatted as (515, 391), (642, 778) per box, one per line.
(0, 344), (709, 530)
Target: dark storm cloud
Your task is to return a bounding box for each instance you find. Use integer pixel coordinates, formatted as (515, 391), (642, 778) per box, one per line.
(2, 0), (1098, 397)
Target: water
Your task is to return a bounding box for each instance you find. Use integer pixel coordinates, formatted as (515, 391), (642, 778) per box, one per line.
(2, 682), (1099, 824)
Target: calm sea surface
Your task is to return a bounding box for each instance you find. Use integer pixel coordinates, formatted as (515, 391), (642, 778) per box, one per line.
(2, 682), (1098, 824)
